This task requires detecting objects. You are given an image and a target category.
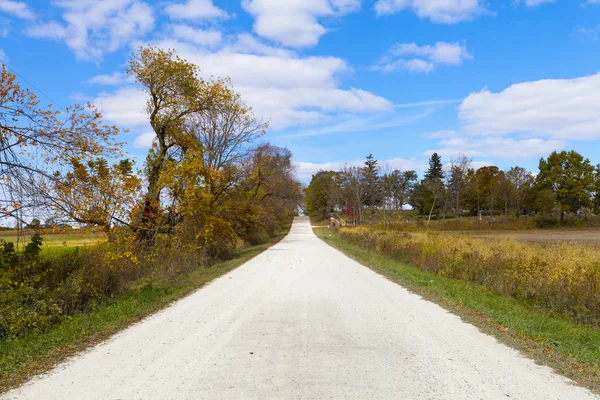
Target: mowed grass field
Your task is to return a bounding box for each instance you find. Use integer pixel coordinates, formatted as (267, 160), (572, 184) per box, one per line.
(0, 229), (105, 254)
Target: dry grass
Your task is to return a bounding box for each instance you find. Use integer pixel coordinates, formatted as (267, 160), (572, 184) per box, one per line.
(452, 229), (600, 246)
(340, 226), (600, 325)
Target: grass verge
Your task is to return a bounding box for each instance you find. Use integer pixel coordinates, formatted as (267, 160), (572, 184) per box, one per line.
(0, 235), (286, 393)
(313, 227), (600, 394)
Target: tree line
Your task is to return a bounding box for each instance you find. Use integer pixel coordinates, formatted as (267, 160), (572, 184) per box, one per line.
(305, 151), (600, 225)
(1, 47), (302, 256)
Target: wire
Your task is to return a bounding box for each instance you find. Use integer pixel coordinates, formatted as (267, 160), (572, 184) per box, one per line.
(3, 62), (67, 112)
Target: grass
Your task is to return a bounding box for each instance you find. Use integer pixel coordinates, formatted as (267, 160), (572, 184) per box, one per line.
(0, 229), (105, 255)
(0, 234), (287, 393)
(313, 227), (600, 394)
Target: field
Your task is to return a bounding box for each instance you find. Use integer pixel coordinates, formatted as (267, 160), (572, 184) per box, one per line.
(454, 228), (600, 246)
(0, 229), (105, 254)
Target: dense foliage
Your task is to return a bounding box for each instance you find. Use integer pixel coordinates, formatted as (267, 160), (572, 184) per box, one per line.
(0, 47), (302, 340)
(305, 151), (600, 225)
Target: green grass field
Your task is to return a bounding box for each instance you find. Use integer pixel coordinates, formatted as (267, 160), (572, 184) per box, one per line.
(0, 229), (105, 255)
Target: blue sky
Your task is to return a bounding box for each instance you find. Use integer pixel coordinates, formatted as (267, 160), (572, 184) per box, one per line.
(2, 0), (600, 180)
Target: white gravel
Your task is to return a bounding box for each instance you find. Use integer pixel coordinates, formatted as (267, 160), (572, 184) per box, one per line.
(3, 217), (597, 399)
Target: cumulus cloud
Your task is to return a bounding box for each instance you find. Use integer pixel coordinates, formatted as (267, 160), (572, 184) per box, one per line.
(25, 0), (154, 61)
(294, 157), (427, 179)
(0, 0), (34, 20)
(242, 0), (361, 48)
(428, 136), (565, 160)
(164, 0), (228, 21)
(94, 35), (393, 132)
(373, 41), (472, 73)
(459, 73), (600, 140)
(374, 0), (484, 23)
(87, 72), (130, 85)
(170, 25), (222, 47)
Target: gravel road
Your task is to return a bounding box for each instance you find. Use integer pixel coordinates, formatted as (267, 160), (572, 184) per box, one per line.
(3, 217), (597, 399)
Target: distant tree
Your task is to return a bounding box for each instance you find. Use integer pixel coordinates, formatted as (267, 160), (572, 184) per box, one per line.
(536, 150), (594, 220)
(305, 170), (340, 219)
(593, 164), (600, 215)
(28, 219), (41, 230)
(424, 153), (444, 181)
(506, 166), (533, 218)
(413, 153), (445, 218)
(448, 154), (472, 214)
(339, 165), (367, 224)
(363, 154), (382, 209)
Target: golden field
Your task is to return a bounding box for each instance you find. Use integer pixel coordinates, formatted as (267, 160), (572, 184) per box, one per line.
(339, 227), (600, 324)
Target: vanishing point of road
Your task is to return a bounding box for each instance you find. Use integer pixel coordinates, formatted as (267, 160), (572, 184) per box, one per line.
(3, 218), (596, 399)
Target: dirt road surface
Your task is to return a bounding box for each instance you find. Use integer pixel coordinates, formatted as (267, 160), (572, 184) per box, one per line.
(3, 218), (596, 399)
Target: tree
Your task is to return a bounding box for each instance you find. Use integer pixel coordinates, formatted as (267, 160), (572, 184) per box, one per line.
(424, 153), (444, 181)
(28, 219), (41, 230)
(47, 158), (141, 241)
(363, 154), (382, 209)
(339, 166), (367, 224)
(413, 153), (445, 219)
(506, 166), (533, 218)
(448, 154), (471, 214)
(126, 46), (232, 240)
(0, 64), (121, 226)
(593, 164), (600, 215)
(536, 150), (594, 220)
(305, 171), (340, 219)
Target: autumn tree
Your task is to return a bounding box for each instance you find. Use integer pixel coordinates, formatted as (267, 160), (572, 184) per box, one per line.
(126, 46), (232, 239)
(536, 150), (594, 220)
(305, 170), (341, 219)
(0, 64), (121, 226)
(45, 158), (141, 241)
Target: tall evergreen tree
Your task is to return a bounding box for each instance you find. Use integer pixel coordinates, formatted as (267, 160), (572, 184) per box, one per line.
(363, 154), (382, 208)
(424, 153), (444, 182)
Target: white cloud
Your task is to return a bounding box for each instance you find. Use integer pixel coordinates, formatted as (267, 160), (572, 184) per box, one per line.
(87, 72), (129, 85)
(132, 132), (156, 148)
(459, 73), (600, 140)
(93, 36), (393, 134)
(294, 157), (427, 179)
(374, 41), (471, 73)
(164, 0), (228, 21)
(170, 25), (222, 47)
(94, 86), (148, 128)
(428, 136), (565, 160)
(25, 0), (154, 61)
(25, 21), (67, 39)
(0, 0), (34, 20)
(515, 0), (554, 6)
(374, 0), (484, 23)
(242, 0), (360, 48)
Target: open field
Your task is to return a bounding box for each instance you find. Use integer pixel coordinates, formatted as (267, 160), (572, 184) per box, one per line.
(453, 228), (600, 246)
(0, 229), (105, 253)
